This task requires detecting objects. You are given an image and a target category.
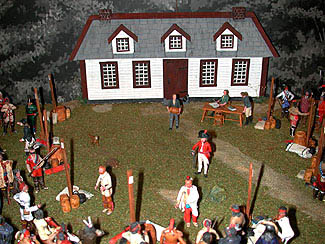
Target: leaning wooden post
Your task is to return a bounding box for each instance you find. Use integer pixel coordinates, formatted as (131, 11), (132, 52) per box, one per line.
(34, 88), (45, 139)
(127, 170), (136, 223)
(315, 119), (325, 176)
(306, 99), (315, 146)
(43, 109), (50, 153)
(246, 162), (253, 220)
(61, 139), (73, 197)
(48, 74), (57, 111)
(267, 77), (275, 120)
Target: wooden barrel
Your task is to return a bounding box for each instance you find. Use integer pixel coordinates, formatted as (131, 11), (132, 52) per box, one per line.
(311, 156), (318, 169)
(264, 120), (271, 130)
(304, 168), (313, 183)
(56, 105), (66, 122)
(51, 158), (59, 168)
(50, 145), (63, 163)
(70, 194), (80, 209)
(293, 131), (307, 147)
(66, 107), (71, 119)
(270, 118), (276, 129)
(60, 194), (71, 213)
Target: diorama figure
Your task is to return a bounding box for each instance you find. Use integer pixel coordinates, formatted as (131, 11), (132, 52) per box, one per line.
(121, 222), (149, 244)
(33, 209), (58, 244)
(79, 216), (105, 244)
(192, 130), (212, 177)
(276, 85), (294, 118)
(288, 101), (308, 137)
(17, 118), (35, 154)
(317, 96), (325, 125)
(175, 176), (200, 227)
(0, 215), (14, 244)
(218, 227), (241, 244)
(95, 166), (114, 215)
(26, 146), (48, 193)
(229, 205), (246, 234)
(240, 92), (252, 125)
(274, 206), (294, 244)
(299, 91), (311, 113)
(13, 183), (41, 229)
(256, 223), (280, 244)
(198, 232), (213, 244)
(1, 97), (16, 135)
(25, 97), (38, 134)
(312, 162), (325, 201)
(160, 219), (186, 244)
(11, 169), (25, 196)
(167, 94), (181, 130)
(210, 90), (230, 116)
(195, 219), (219, 244)
(15, 229), (41, 244)
(0, 149), (14, 202)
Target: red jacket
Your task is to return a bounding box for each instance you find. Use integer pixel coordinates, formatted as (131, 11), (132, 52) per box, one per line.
(26, 154), (43, 177)
(192, 141), (212, 159)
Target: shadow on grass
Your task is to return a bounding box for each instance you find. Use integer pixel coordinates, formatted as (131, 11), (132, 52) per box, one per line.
(288, 207), (300, 243)
(250, 164), (264, 217)
(136, 170), (144, 221)
(70, 138), (74, 186)
(176, 220), (191, 244)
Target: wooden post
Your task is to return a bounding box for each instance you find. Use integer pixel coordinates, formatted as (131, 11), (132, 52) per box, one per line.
(48, 74), (57, 111)
(43, 109), (50, 153)
(306, 99), (315, 146)
(246, 162), (253, 220)
(127, 170), (136, 223)
(34, 88), (45, 139)
(315, 119), (325, 176)
(61, 139), (73, 197)
(267, 77), (275, 120)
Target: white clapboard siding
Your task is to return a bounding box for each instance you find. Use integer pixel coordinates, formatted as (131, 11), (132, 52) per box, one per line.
(188, 57), (263, 98)
(86, 59), (164, 100)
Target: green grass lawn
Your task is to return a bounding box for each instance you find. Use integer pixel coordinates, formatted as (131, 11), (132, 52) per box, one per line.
(1, 101), (324, 243)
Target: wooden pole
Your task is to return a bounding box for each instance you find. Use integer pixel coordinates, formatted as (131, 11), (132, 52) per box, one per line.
(34, 88), (45, 139)
(43, 109), (50, 153)
(127, 169), (136, 223)
(267, 77), (275, 120)
(246, 162), (253, 220)
(61, 139), (73, 197)
(48, 74), (57, 111)
(306, 99), (315, 146)
(315, 119), (325, 176)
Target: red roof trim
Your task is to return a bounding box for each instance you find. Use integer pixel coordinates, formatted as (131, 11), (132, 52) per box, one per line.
(107, 24), (138, 44)
(161, 24), (191, 43)
(213, 22), (242, 41)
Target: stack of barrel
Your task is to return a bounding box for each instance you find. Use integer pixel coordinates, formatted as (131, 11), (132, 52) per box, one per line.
(60, 193), (80, 213)
(264, 116), (276, 130)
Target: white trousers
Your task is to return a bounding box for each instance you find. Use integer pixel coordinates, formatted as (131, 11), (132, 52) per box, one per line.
(198, 153), (209, 174)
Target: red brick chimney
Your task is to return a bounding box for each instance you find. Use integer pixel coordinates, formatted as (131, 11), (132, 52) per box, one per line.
(232, 7), (246, 20)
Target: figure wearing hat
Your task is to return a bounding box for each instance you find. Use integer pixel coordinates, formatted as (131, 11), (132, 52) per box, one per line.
(0, 215), (14, 244)
(1, 97), (16, 135)
(26, 146), (48, 193)
(276, 85), (294, 118)
(11, 169), (25, 195)
(17, 119), (36, 154)
(275, 207), (294, 244)
(13, 183), (41, 229)
(0, 150), (14, 200)
(288, 101), (308, 137)
(25, 97), (38, 134)
(192, 130), (212, 177)
(195, 219), (219, 244)
(160, 219), (186, 244)
(229, 205), (246, 233)
(121, 222), (148, 244)
(95, 166), (114, 215)
(175, 176), (200, 227)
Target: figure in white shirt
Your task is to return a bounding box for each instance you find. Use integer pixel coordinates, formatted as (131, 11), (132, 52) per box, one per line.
(95, 166), (114, 215)
(275, 206), (294, 244)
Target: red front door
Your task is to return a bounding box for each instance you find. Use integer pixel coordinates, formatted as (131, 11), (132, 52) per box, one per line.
(163, 59), (188, 99)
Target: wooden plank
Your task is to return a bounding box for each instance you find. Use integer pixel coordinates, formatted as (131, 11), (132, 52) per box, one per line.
(48, 74), (57, 111)
(246, 162), (253, 220)
(33, 88), (45, 139)
(306, 99), (315, 146)
(61, 139), (73, 197)
(267, 77), (275, 120)
(43, 109), (50, 153)
(315, 119), (325, 176)
(127, 169), (136, 223)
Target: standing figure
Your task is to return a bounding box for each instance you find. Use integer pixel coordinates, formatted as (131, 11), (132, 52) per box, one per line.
(218, 227), (241, 244)
(121, 222), (149, 244)
(17, 118), (36, 155)
(167, 94), (181, 130)
(26, 97), (38, 134)
(1, 97), (16, 135)
(79, 216), (105, 244)
(240, 92), (252, 125)
(95, 166), (114, 215)
(0, 215), (14, 244)
(275, 206), (294, 244)
(317, 96), (325, 125)
(195, 219), (219, 244)
(0, 150), (14, 202)
(299, 91), (311, 113)
(175, 176), (200, 227)
(13, 183), (41, 229)
(0, 92), (5, 126)
(229, 205), (246, 234)
(160, 219), (186, 244)
(288, 101), (308, 137)
(192, 130), (212, 178)
(26, 146), (48, 193)
(276, 86), (294, 118)
(11, 169), (25, 195)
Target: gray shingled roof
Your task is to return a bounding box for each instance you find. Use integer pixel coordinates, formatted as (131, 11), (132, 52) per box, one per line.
(73, 17), (273, 61)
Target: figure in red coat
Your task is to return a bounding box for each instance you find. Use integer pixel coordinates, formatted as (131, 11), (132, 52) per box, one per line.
(192, 130), (212, 177)
(26, 146), (48, 193)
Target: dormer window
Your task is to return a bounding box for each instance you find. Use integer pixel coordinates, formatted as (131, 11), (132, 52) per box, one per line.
(221, 35), (234, 49)
(116, 38), (130, 52)
(214, 22), (242, 52)
(161, 24), (191, 53)
(108, 24), (138, 54)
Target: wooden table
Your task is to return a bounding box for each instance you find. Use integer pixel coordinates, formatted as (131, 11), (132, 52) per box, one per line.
(201, 102), (245, 127)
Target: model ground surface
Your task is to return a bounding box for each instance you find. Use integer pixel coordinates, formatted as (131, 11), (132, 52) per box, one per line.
(1, 100), (324, 243)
